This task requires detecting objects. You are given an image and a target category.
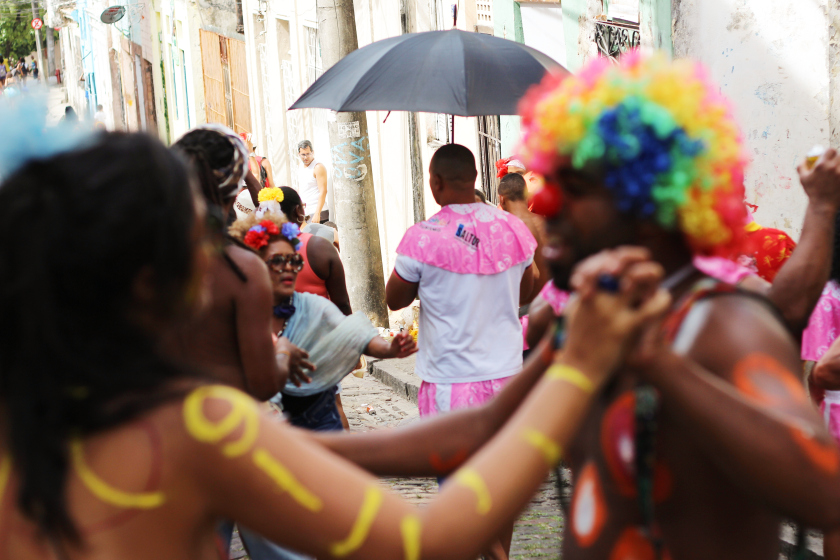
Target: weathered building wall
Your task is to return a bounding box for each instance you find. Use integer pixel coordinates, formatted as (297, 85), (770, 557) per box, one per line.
(673, 0), (830, 236)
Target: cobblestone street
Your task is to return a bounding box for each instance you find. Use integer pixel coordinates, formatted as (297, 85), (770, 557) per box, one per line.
(231, 372), (564, 559)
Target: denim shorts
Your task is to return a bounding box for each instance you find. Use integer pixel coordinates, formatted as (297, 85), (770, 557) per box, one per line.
(286, 388), (343, 432)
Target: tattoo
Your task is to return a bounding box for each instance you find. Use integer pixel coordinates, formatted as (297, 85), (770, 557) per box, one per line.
(429, 449), (468, 473)
(733, 353), (808, 406)
(330, 486), (383, 557)
(790, 426), (840, 475)
(545, 364), (594, 394)
(571, 463), (607, 547)
(253, 449), (324, 512)
(71, 439), (165, 509)
(521, 428), (562, 466)
(183, 385), (260, 458)
(400, 515), (422, 560)
(453, 468), (493, 515)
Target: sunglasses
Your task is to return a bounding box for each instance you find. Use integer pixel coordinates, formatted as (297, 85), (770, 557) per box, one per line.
(265, 253), (304, 272)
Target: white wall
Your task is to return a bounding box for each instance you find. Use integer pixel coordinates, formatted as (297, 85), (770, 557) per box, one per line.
(520, 2), (566, 67)
(674, 0), (830, 237)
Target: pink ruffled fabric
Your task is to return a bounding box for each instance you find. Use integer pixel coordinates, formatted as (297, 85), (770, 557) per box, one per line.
(396, 203), (537, 275)
(418, 376), (513, 417)
(521, 282), (571, 350)
(802, 281), (840, 362)
(693, 255), (755, 286)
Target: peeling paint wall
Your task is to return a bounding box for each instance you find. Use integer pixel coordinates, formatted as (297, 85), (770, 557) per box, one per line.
(673, 0), (831, 237)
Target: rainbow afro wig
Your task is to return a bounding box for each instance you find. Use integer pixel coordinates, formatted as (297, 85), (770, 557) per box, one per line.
(518, 51), (749, 257)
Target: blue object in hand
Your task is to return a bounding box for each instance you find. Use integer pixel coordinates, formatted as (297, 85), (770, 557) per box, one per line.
(596, 274), (620, 293)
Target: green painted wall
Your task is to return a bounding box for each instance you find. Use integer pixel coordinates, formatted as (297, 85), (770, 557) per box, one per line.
(641, 0), (673, 55)
(562, 0), (587, 72)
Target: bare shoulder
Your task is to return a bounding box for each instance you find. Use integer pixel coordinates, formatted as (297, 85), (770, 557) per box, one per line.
(307, 234), (338, 256)
(685, 292), (800, 377)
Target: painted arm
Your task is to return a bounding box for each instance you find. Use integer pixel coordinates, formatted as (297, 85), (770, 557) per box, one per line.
(313, 337), (555, 476)
(312, 163), (329, 221)
(187, 267), (669, 559)
(642, 296), (840, 528)
(385, 270), (418, 311)
(233, 249), (288, 399)
(763, 149), (840, 333)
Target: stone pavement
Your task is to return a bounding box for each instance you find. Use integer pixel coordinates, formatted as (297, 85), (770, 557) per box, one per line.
(230, 368), (564, 559)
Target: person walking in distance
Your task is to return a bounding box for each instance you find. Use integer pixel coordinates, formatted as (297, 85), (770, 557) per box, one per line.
(297, 140), (329, 224)
(386, 143), (536, 560)
(498, 172), (549, 300)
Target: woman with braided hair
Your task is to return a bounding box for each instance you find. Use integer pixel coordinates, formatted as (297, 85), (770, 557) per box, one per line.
(165, 125), (311, 400)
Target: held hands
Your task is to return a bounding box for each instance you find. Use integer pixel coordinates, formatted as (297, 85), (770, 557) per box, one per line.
(388, 332), (418, 359)
(561, 247), (671, 387)
(798, 147), (840, 212)
(276, 337), (315, 388)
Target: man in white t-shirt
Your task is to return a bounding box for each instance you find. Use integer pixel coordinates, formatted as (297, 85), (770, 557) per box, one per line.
(385, 144), (536, 559)
(296, 140), (329, 224)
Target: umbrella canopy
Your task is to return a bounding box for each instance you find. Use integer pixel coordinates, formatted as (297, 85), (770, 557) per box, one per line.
(290, 29), (567, 117)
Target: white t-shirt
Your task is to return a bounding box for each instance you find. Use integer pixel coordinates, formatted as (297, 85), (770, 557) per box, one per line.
(394, 254), (532, 384)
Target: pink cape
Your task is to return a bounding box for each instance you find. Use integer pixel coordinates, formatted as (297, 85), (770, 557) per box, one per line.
(802, 281), (840, 362)
(396, 203), (537, 275)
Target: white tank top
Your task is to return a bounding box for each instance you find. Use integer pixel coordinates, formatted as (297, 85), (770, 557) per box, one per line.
(298, 158), (329, 215)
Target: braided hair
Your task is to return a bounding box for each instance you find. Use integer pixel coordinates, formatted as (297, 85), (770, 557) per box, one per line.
(0, 132), (199, 542)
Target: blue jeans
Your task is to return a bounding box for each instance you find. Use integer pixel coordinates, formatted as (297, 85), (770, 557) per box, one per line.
(286, 388), (344, 432)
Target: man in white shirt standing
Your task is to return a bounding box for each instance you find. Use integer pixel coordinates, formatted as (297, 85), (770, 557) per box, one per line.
(385, 143), (536, 560)
(296, 140), (329, 224)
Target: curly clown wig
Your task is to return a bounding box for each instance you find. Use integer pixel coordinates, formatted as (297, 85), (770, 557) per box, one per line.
(518, 51), (749, 257)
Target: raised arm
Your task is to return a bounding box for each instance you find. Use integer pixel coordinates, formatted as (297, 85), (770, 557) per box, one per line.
(184, 264), (669, 560)
(765, 149), (840, 332)
(643, 296), (840, 527)
(232, 248), (288, 399)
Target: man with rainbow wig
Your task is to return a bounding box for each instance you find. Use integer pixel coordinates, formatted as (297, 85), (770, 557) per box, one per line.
(517, 51), (840, 560)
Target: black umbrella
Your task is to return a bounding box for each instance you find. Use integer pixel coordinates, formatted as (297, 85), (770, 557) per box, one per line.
(290, 29), (566, 117)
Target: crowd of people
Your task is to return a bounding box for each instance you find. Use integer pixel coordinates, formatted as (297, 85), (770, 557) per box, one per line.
(3, 50), (840, 560)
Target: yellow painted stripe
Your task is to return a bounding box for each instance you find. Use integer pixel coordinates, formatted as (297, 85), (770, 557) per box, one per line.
(454, 468), (492, 515)
(400, 515), (422, 560)
(330, 486), (383, 557)
(252, 448), (323, 512)
(545, 364), (594, 394)
(0, 455), (11, 506)
(71, 439), (164, 509)
(183, 385), (259, 458)
(521, 428), (562, 466)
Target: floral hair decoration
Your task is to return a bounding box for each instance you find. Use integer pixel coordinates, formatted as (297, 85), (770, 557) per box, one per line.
(258, 187), (284, 204)
(243, 219), (302, 251)
(518, 51), (749, 258)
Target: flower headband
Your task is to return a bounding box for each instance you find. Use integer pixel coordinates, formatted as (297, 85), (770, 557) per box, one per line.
(518, 51), (748, 258)
(243, 220), (301, 251)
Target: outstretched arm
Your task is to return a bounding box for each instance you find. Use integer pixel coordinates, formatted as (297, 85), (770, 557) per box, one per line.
(314, 337), (555, 476)
(764, 149), (840, 333)
(185, 261), (669, 560)
(642, 296), (840, 528)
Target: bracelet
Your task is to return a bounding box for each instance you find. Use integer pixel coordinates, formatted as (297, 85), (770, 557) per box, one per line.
(545, 364), (595, 394)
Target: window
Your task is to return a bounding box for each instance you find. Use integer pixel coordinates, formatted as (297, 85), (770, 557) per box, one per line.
(476, 0), (492, 27)
(304, 25), (322, 87)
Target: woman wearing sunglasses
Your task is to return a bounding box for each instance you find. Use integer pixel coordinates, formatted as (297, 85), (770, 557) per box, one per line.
(229, 212), (417, 433)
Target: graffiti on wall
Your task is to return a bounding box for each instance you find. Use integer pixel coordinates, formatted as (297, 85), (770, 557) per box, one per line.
(332, 135), (369, 182)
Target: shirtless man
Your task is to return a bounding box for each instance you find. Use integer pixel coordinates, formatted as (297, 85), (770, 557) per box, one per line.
(165, 126), (309, 400)
(498, 172), (548, 300)
(319, 54), (840, 560)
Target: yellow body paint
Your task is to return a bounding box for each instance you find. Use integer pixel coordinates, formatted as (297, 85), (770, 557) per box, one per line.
(71, 439), (165, 509)
(546, 364), (594, 394)
(400, 515), (422, 560)
(252, 449), (323, 512)
(330, 486), (383, 557)
(0, 455), (11, 506)
(454, 468), (492, 515)
(521, 428), (562, 466)
(183, 385), (259, 458)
